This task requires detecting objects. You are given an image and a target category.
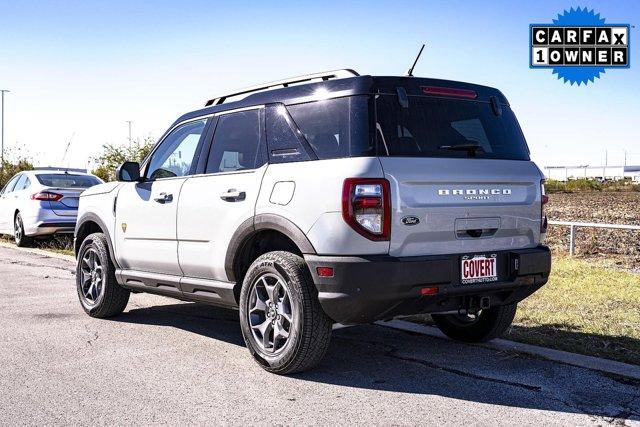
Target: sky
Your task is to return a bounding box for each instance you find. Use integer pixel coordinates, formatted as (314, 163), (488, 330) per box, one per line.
(0, 0), (639, 170)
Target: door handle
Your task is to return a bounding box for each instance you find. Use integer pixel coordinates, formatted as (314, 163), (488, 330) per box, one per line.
(220, 189), (246, 202)
(154, 192), (173, 203)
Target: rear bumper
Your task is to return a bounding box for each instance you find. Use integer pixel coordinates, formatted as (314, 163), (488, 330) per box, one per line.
(25, 221), (76, 236)
(305, 246), (551, 324)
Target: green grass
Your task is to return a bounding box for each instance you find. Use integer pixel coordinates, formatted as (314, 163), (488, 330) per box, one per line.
(506, 256), (640, 365)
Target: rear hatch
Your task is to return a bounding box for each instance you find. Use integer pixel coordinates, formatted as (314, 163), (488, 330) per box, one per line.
(374, 86), (543, 257)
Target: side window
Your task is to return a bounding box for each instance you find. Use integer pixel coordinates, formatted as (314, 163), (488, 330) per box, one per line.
(265, 104), (313, 163)
(205, 109), (263, 173)
(146, 119), (207, 180)
(22, 176), (31, 190)
(13, 175), (27, 191)
(1, 175), (21, 194)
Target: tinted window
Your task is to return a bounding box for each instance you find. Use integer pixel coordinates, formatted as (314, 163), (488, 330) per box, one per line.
(206, 110), (263, 173)
(287, 96), (372, 160)
(1, 175), (21, 194)
(22, 177), (31, 190)
(147, 119), (207, 180)
(265, 104), (313, 163)
(375, 95), (530, 160)
(36, 174), (101, 188)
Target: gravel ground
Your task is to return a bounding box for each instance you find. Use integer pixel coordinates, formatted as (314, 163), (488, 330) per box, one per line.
(0, 245), (639, 426)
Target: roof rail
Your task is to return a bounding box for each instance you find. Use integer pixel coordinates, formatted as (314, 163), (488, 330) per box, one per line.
(204, 69), (360, 107)
(34, 167), (88, 173)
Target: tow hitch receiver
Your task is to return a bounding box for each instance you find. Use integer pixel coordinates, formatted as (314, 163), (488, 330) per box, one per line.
(458, 296), (491, 315)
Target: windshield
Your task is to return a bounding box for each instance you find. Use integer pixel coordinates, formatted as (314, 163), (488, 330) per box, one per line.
(375, 95), (530, 160)
(35, 174), (102, 188)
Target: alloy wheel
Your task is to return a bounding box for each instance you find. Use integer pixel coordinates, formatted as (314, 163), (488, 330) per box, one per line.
(247, 273), (295, 355)
(79, 248), (105, 307)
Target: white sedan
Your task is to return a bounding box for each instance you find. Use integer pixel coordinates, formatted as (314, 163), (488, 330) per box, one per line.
(0, 169), (103, 246)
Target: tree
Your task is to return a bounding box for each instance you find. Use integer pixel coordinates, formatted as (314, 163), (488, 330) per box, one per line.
(92, 137), (155, 182)
(0, 146), (34, 189)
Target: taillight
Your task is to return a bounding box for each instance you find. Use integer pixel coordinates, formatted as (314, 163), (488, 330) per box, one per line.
(420, 86), (478, 99)
(31, 191), (63, 201)
(342, 178), (391, 241)
(540, 180), (548, 233)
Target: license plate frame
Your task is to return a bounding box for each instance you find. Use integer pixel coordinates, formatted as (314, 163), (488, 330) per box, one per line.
(460, 254), (499, 285)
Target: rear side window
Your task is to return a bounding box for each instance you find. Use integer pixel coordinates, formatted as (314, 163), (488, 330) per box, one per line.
(287, 96), (373, 160)
(14, 174), (27, 191)
(36, 174), (101, 188)
(1, 175), (21, 194)
(206, 109), (264, 173)
(375, 95), (530, 160)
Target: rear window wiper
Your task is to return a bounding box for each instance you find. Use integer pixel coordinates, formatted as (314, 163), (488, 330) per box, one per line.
(438, 143), (484, 157)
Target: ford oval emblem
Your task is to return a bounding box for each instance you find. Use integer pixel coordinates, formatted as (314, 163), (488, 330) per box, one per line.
(401, 216), (420, 226)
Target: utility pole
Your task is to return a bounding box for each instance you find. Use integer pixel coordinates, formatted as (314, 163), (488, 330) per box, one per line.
(126, 120), (133, 146)
(0, 89), (9, 168)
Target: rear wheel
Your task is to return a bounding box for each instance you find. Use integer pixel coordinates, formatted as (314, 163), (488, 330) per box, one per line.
(432, 303), (517, 343)
(14, 213), (32, 247)
(76, 232), (130, 318)
(239, 251), (332, 374)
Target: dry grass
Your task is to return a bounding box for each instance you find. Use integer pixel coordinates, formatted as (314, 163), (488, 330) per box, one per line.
(0, 234), (74, 256)
(507, 255), (640, 365)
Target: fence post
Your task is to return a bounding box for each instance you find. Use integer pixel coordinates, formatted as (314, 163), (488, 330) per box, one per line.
(569, 225), (576, 256)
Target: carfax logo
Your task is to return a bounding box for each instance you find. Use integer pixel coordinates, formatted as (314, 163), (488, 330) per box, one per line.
(530, 7), (631, 85)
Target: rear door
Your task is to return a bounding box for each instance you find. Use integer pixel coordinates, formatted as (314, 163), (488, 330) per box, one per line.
(0, 175), (21, 232)
(375, 93), (544, 258)
(114, 118), (209, 276)
(177, 107), (267, 282)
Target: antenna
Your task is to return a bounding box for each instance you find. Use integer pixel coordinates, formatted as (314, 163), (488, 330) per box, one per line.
(405, 43), (426, 77)
(60, 132), (75, 167)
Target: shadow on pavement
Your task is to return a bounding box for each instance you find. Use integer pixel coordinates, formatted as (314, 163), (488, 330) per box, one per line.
(112, 302), (640, 422)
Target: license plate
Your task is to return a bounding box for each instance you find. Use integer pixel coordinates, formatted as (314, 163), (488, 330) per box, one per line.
(461, 255), (498, 285)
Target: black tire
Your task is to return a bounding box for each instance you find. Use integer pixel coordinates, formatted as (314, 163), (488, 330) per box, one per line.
(76, 232), (130, 318)
(239, 251), (332, 374)
(432, 303), (517, 343)
(14, 212), (33, 247)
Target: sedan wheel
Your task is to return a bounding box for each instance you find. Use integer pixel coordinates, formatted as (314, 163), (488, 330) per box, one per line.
(14, 213), (32, 247)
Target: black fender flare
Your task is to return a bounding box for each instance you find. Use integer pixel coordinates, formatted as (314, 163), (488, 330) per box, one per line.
(224, 214), (316, 282)
(74, 212), (119, 268)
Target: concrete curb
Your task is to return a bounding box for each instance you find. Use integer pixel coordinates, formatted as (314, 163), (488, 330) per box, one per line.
(377, 319), (640, 381)
(0, 241), (75, 262)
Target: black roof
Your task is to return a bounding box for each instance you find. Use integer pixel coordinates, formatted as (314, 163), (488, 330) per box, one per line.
(175, 75), (509, 126)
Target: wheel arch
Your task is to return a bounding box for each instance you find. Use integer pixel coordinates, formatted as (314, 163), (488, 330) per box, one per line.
(226, 214), (317, 295)
(74, 213), (119, 267)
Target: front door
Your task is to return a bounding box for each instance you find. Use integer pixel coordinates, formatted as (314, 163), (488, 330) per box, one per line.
(114, 118), (209, 276)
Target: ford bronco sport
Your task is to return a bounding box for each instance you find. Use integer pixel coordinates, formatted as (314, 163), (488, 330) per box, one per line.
(74, 69), (551, 374)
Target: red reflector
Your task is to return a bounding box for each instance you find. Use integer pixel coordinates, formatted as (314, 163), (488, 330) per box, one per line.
(542, 195), (549, 205)
(420, 286), (439, 296)
(421, 86), (478, 99)
(316, 267), (334, 278)
(353, 197), (382, 209)
(31, 192), (63, 201)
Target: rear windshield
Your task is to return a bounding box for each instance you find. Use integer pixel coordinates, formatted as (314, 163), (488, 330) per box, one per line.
(286, 96), (373, 159)
(35, 174), (101, 188)
(375, 95), (530, 160)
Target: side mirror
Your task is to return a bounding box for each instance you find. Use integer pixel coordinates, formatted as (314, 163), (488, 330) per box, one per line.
(116, 161), (141, 182)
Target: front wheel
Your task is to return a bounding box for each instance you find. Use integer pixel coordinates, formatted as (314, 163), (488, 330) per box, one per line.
(432, 303), (517, 343)
(239, 251), (333, 374)
(76, 232), (130, 318)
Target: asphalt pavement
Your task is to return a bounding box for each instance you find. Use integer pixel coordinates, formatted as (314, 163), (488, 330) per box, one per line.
(0, 244), (638, 426)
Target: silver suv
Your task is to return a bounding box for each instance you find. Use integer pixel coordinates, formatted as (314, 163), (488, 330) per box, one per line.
(74, 70), (551, 374)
